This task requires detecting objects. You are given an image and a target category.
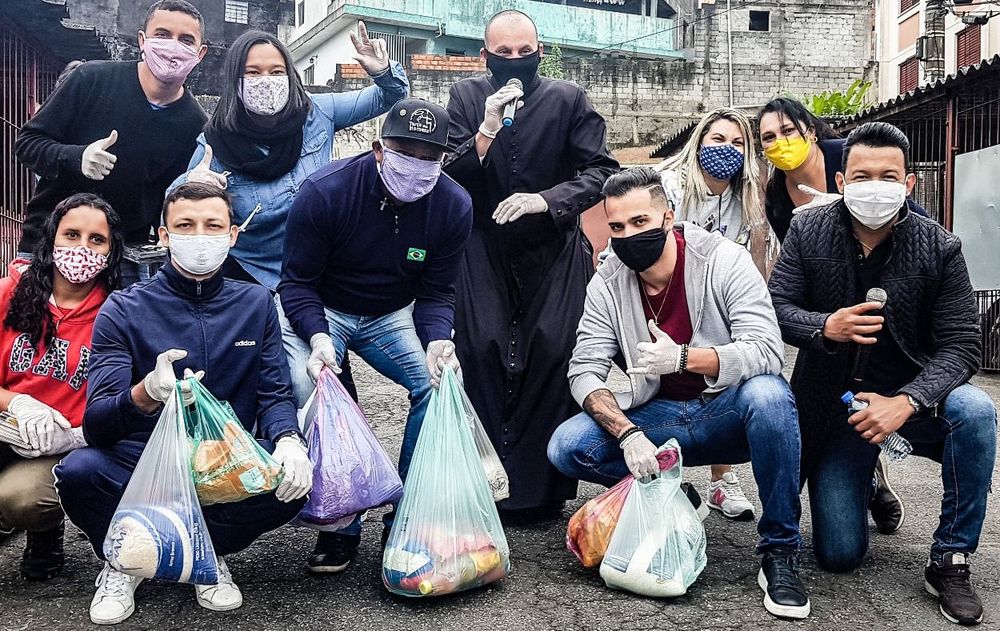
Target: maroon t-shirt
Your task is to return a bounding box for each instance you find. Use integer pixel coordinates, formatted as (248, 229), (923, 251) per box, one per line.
(639, 229), (707, 401)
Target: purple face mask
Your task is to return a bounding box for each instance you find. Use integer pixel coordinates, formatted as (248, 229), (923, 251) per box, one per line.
(142, 37), (201, 85)
(378, 146), (442, 203)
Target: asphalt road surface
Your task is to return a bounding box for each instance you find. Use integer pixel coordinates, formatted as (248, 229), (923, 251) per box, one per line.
(2, 357), (998, 631)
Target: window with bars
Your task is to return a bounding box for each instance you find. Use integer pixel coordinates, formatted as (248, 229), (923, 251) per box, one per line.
(225, 0), (249, 24)
(368, 31), (406, 63)
(900, 0), (918, 13)
(956, 24), (981, 70)
(303, 64), (314, 85)
(899, 56), (919, 93)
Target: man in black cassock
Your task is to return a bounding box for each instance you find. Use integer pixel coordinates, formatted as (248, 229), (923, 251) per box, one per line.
(444, 9), (619, 516)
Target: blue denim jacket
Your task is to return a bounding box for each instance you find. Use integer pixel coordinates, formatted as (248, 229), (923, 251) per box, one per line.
(170, 62), (409, 290)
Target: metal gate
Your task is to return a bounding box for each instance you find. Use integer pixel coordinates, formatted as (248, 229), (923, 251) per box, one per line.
(1, 20), (59, 267)
(978, 290), (1000, 372)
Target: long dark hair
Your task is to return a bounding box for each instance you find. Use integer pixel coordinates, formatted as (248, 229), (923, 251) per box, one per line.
(756, 96), (840, 142)
(5, 193), (124, 348)
(205, 30), (311, 134)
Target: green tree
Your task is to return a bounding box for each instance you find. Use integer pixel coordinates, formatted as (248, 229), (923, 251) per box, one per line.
(802, 79), (873, 117)
(538, 43), (565, 79)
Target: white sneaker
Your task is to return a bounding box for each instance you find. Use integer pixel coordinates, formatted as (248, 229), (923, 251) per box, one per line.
(90, 563), (142, 625)
(707, 472), (756, 521)
(195, 558), (243, 612)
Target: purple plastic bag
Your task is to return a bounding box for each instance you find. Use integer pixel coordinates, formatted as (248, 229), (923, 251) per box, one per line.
(296, 369), (403, 527)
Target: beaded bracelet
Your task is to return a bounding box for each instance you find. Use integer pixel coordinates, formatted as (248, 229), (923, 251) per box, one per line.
(617, 426), (642, 446)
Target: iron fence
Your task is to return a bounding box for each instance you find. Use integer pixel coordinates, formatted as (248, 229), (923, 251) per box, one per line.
(1, 20), (59, 269)
(978, 290), (1000, 372)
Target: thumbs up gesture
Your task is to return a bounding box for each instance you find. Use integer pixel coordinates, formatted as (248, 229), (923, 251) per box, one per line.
(80, 130), (118, 181)
(186, 144), (228, 189)
(627, 319), (683, 375)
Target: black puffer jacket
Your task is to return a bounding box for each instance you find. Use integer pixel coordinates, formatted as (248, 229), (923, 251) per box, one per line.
(768, 201), (981, 478)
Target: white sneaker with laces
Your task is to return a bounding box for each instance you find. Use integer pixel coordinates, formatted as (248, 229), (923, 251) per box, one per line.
(90, 562), (142, 625)
(707, 472), (756, 521)
(195, 558), (243, 612)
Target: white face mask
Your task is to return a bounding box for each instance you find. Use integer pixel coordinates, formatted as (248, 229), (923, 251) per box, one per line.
(843, 180), (907, 230)
(168, 233), (231, 276)
(239, 75), (290, 116)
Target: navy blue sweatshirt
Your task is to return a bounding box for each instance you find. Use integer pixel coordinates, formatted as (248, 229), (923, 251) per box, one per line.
(278, 152), (472, 346)
(85, 261), (299, 448)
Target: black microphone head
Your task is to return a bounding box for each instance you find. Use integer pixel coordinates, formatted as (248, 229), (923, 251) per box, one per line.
(866, 287), (887, 308)
(507, 78), (523, 90)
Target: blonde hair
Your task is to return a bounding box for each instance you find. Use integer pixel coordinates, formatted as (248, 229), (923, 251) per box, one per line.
(658, 108), (766, 229)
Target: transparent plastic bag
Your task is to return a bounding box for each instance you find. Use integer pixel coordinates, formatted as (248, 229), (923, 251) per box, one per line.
(182, 378), (284, 506)
(442, 368), (509, 502)
(104, 391), (220, 584)
(382, 366), (510, 597)
(599, 439), (706, 597)
(296, 369), (403, 528)
(567, 449), (679, 568)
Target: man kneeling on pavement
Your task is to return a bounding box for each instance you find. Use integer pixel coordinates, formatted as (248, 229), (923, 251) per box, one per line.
(768, 121), (997, 626)
(547, 166), (810, 620)
(55, 183), (312, 625)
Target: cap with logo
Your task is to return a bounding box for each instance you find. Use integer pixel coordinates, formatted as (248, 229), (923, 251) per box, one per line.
(381, 98), (450, 150)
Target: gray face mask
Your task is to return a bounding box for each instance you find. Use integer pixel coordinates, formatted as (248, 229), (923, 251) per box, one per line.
(843, 180), (906, 229)
(377, 145), (441, 203)
(239, 75), (290, 116)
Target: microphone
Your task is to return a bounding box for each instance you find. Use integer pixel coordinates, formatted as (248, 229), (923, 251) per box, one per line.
(851, 287), (888, 384)
(501, 78), (522, 127)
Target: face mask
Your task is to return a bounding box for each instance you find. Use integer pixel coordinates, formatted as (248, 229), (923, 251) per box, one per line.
(141, 37), (201, 85)
(764, 136), (812, 171)
(168, 233), (231, 276)
(843, 180), (906, 230)
(240, 75), (290, 116)
(377, 146), (442, 203)
(486, 50), (541, 87)
(698, 144), (744, 181)
(53, 245), (108, 284)
(611, 224), (667, 273)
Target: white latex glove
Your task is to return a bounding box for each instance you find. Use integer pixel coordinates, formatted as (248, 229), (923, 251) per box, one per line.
(307, 333), (341, 382)
(621, 430), (659, 479)
(185, 144), (228, 189)
(349, 21), (390, 75)
(426, 340), (461, 389)
(793, 183), (842, 214)
(81, 130), (118, 180)
(482, 84), (524, 135)
(7, 394), (72, 453)
(273, 435), (312, 502)
(627, 320), (682, 376)
(179, 368), (205, 406)
(493, 192), (547, 225)
(13, 425), (86, 458)
(143, 349), (188, 403)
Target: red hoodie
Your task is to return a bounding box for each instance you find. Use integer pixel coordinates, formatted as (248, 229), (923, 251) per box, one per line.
(0, 260), (108, 428)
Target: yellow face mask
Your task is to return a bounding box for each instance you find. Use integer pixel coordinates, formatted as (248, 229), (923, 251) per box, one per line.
(764, 136), (812, 171)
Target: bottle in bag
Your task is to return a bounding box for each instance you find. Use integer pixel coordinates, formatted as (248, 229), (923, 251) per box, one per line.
(417, 547), (503, 595)
(841, 391), (913, 463)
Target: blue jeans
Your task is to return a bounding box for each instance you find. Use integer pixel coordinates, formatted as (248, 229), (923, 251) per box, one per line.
(548, 374), (803, 553)
(808, 383), (997, 572)
(277, 299), (431, 536)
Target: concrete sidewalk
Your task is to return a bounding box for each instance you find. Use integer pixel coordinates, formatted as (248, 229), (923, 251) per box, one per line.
(1, 362), (998, 631)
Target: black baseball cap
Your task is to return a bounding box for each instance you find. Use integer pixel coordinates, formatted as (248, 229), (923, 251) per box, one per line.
(381, 98), (450, 150)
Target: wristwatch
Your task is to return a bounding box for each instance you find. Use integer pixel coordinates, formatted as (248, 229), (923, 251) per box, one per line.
(905, 394), (922, 414)
(275, 430), (306, 447)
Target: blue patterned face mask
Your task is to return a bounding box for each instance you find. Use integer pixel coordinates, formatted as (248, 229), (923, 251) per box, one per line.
(698, 143), (745, 181)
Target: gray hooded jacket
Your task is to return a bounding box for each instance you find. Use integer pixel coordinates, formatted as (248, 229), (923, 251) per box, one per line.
(568, 222), (784, 410)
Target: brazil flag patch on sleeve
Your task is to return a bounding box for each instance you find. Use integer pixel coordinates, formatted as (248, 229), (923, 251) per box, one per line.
(406, 248), (427, 262)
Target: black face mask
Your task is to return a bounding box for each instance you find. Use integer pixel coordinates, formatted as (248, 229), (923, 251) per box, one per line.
(486, 50), (541, 87)
(612, 227), (667, 272)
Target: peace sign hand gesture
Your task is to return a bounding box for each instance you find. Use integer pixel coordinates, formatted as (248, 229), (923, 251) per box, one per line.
(349, 21), (390, 75)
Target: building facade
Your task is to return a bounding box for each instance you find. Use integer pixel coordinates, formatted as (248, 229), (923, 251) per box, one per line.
(874, 0), (1000, 102)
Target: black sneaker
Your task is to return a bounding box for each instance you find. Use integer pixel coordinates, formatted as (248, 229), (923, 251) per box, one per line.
(925, 552), (983, 625)
(757, 548), (811, 619)
(306, 532), (360, 574)
(870, 455), (905, 535)
(21, 522), (65, 581)
(681, 482), (710, 522)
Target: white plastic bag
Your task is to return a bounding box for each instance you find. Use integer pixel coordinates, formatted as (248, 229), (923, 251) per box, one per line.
(599, 439), (706, 597)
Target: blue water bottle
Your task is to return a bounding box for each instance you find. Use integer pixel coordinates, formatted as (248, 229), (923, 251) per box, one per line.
(841, 391), (913, 463)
